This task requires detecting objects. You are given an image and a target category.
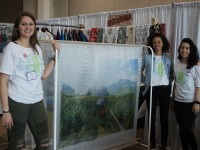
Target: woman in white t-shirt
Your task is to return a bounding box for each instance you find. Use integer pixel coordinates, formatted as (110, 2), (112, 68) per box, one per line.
(0, 11), (60, 150)
(142, 33), (173, 150)
(172, 38), (200, 150)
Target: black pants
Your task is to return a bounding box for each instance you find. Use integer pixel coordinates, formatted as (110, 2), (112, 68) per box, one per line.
(8, 98), (49, 150)
(174, 101), (197, 150)
(145, 85), (171, 146)
(137, 86), (145, 129)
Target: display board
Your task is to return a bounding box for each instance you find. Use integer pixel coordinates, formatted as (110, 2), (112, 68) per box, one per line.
(40, 41), (144, 150)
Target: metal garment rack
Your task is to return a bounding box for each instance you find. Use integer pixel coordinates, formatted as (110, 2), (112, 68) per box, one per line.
(36, 23), (84, 29)
(36, 23), (85, 34)
(0, 24), (9, 30)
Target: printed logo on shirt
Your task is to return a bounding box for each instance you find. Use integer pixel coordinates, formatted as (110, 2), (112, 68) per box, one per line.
(26, 54), (44, 76)
(154, 60), (165, 76)
(176, 70), (186, 85)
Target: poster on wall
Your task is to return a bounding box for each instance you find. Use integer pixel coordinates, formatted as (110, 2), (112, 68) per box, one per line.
(107, 13), (133, 27)
(40, 42), (143, 150)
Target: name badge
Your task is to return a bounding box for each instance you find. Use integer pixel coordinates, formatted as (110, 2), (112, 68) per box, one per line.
(26, 71), (37, 81)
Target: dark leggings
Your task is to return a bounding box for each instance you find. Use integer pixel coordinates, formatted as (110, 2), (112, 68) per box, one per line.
(8, 98), (49, 150)
(145, 85), (171, 146)
(174, 101), (197, 150)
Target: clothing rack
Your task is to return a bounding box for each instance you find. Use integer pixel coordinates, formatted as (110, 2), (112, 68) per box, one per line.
(36, 23), (85, 29)
(0, 24), (8, 30)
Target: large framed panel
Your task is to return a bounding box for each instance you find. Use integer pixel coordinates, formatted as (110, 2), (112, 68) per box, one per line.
(40, 41), (143, 150)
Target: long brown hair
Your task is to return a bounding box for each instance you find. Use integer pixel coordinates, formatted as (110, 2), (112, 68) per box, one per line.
(11, 11), (39, 54)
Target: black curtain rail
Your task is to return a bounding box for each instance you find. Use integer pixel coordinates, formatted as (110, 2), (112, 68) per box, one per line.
(36, 23), (85, 28)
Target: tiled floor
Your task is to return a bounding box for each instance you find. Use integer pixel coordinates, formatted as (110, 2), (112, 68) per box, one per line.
(0, 115), (147, 150)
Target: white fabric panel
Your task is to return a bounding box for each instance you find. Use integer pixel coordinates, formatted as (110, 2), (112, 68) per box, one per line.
(56, 42), (142, 150)
(39, 41), (144, 150)
(172, 1), (200, 62)
(79, 13), (108, 29)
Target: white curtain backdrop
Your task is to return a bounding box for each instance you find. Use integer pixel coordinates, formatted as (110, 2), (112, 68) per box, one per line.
(131, 5), (173, 45)
(172, 1), (200, 62)
(168, 2), (200, 150)
(78, 12), (108, 29)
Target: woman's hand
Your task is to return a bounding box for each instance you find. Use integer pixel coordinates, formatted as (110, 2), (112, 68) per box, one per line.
(192, 103), (200, 115)
(2, 113), (13, 129)
(42, 40), (60, 80)
(52, 40), (60, 54)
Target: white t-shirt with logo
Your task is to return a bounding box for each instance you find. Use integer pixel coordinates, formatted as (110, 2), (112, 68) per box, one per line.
(174, 61), (200, 102)
(152, 56), (169, 86)
(0, 42), (44, 104)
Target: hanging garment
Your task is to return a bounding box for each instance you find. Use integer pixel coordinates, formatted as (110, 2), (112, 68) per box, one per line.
(71, 30), (80, 41)
(68, 32), (73, 41)
(89, 28), (98, 42)
(149, 24), (160, 35)
(159, 23), (166, 36)
(126, 26), (135, 44)
(82, 29), (90, 42)
(78, 30), (88, 42)
(0, 32), (3, 43)
(75, 30), (82, 41)
(135, 26), (143, 45)
(61, 29), (65, 40)
(64, 29), (73, 41)
(103, 27), (119, 44)
(135, 25), (150, 45)
(2, 31), (8, 43)
(0, 31), (8, 53)
(56, 29), (61, 40)
(117, 27), (127, 44)
(64, 28), (68, 40)
(37, 29), (46, 40)
(97, 28), (103, 43)
(143, 25), (150, 45)
(37, 29), (54, 40)
(40, 27), (56, 39)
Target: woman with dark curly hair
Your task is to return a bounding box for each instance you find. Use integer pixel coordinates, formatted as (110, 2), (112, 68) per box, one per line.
(172, 38), (200, 150)
(141, 33), (173, 150)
